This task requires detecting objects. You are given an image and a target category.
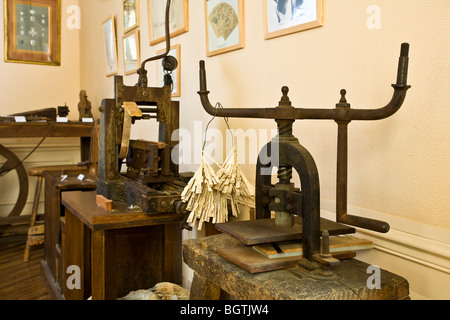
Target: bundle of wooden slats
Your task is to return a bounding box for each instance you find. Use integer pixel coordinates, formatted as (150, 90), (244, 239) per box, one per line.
(181, 147), (255, 230)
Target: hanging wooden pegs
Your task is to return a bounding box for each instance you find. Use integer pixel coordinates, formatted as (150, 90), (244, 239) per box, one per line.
(181, 106), (255, 230)
(181, 154), (220, 230)
(214, 146), (255, 223)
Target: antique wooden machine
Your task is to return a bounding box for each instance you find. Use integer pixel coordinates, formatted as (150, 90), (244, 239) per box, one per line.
(197, 43), (411, 271)
(97, 0), (188, 214)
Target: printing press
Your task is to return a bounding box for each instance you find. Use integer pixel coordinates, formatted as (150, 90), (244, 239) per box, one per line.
(96, 1), (190, 219)
(191, 43), (411, 276)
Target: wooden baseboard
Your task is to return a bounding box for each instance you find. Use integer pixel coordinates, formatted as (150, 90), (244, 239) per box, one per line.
(320, 199), (450, 300)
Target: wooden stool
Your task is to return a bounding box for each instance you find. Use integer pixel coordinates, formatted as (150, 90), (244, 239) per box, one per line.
(23, 164), (81, 261)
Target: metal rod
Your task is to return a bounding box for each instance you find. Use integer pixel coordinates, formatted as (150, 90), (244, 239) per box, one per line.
(141, 0), (172, 66)
(335, 120), (390, 233)
(137, 0), (172, 87)
(198, 43), (410, 122)
(336, 121), (349, 226)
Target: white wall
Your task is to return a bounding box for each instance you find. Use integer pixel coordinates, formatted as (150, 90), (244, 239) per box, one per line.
(1, 0), (447, 299)
(0, 0), (83, 219)
(0, 0), (81, 118)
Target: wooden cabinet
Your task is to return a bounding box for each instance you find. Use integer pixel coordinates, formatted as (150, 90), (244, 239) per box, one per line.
(60, 191), (183, 300)
(40, 170), (96, 299)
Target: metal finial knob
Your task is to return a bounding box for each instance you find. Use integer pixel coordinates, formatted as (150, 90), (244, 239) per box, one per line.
(340, 89), (347, 103)
(279, 86), (291, 106)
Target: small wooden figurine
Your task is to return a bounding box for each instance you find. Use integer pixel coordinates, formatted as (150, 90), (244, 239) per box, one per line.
(78, 90), (93, 121)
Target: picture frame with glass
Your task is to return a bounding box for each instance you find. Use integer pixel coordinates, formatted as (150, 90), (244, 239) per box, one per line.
(123, 29), (141, 75)
(4, 0), (61, 65)
(204, 0), (245, 57)
(123, 0), (139, 33)
(148, 0), (189, 46)
(102, 15), (119, 76)
(264, 0), (324, 40)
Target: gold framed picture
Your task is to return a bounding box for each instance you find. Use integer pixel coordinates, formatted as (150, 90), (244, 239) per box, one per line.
(4, 0), (61, 65)
(123, 0), (139, 33)
(123, 29), (141, 75)
(204, 0), (245, 57)
(157, 44), (181, 97)
(264, 0), (324, 40)
(148, 0), (189, 46)
(102, 15), (119, 77)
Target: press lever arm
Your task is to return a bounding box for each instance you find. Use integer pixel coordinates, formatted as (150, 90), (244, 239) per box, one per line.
(198, 43), (411, 122)
(137, 0), (172, 88)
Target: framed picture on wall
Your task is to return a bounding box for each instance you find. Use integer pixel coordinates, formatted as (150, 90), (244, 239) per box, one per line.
(157, 44), (181, 97)
(4, 0), (61, 65)
(148, 0), (189, 46)
(102, 15), (119, 77)
(123, 29), (141, 75)
(204, 0), (245, 57)
(123, 0), (139, 33)
(264, 0), (324, 40)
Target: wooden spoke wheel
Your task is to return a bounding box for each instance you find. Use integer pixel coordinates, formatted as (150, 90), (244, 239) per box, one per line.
(0, 144), (28, 217)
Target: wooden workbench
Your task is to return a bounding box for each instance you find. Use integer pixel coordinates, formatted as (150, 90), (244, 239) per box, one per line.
(183, 234), (410, 300)
(0, 121), (93, 160)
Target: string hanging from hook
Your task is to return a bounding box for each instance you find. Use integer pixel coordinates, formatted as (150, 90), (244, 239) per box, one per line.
(181, 102), (254, 230)
(202, 102), (234, 152)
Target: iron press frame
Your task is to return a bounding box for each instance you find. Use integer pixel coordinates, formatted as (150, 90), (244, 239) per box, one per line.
(197, 43), (411, 268)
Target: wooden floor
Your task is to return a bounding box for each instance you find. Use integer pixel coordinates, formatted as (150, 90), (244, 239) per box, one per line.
(0, 235), (51, 300)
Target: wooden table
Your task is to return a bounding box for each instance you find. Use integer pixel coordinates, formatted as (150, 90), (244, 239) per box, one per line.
(60, 190), (184, 300)
(0, 121), (93, 160)
(183, 234), (410, 300)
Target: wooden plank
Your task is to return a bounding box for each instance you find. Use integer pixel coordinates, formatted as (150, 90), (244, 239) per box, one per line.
(0, 224), (29, 236)
(96, 194), (113, 211)
(253, 235), (373, 258)
(164, 223), (183, 285)
(91, 230), (106, 300)
(63, 209), (86, 300)
(61, 191), (184, 230)
(216, 246), (301, 274)
(0, 235), (51, 300)
(0, 122), (93, 138)
(28, 224), (44, 235)
(0, 214), (44, 226)
(216, 217), (356, 245)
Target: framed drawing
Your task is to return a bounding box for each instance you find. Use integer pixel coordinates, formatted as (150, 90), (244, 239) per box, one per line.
(157, 44), (181, 97)
(4, 0), (61, 65)
(264, 0), (324, 40)
(102, 15), (119, 77)
(123, 0), (139, 33)
(204, 0), (245, 57)
(148, 0), (189, 46)
(123, 29), (141, 75)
